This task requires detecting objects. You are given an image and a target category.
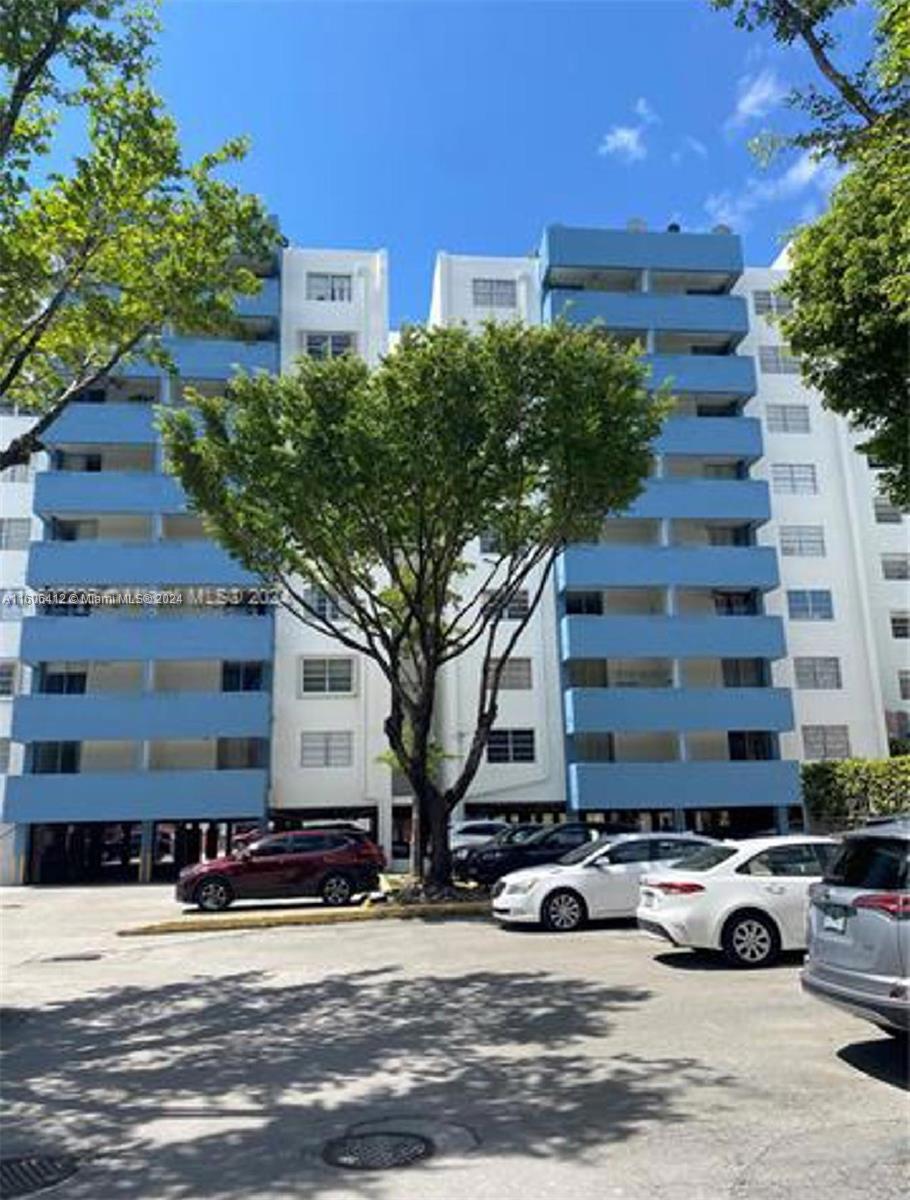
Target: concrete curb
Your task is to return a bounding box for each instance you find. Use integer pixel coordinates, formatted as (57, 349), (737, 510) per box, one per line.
(117, 900), (491, 937)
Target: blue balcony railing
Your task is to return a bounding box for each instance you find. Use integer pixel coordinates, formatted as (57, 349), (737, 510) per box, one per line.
(27, 540), (260, 587)
(43, 402), (159, 447)
(543, 290), (748, 339)
(567, 760), (800, 812)
(20, 614), (273, 663)
(34, 471), (186, 515)
(12, 691), (270, 742)
(645, 354), (756, 397)
(560, 614), (787, 661)
(654, 416), (762, 460)
(627, 479), (770, 523)
(557, 545), (780, 592)
(539, 225), (744, 279)
(564, 687), (794, 734)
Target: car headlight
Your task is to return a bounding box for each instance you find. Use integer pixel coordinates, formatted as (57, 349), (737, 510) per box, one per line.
(505, 878), (539, 894)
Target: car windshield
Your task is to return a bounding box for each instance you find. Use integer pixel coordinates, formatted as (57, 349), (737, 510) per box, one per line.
(668, 844), (738, 872)
(558, 835), (612, 865)
(823, 837), (908, 889)
(496, 827), (537, 845)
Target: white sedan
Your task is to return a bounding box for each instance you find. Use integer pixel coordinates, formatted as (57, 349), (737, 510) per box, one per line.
(637, 835), (840, 968)
(491, 833), (717, 931)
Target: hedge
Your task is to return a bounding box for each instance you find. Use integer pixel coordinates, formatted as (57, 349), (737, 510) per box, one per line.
(802, 756), (910, 832)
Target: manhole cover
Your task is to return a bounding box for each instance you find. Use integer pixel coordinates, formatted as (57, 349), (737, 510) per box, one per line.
(322, 1132), (434, 1171)
(42, 953), (102, 963)
(0, 1156), (80, 1198)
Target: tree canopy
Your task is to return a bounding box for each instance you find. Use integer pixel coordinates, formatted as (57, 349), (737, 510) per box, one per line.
(161, 321), (665, 885)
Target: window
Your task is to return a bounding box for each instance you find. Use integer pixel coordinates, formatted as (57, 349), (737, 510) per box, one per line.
(739, 843), (826, 877)
(300, 657), (355, 695)
(824, 837), (908, 889)
(0, 738), (8, 773)
(802, 724), (851, 760)
(891, 612), (910, 639)
(479, 531), (499, 554)
(771, 463), (817, 494)
(250, 835), (293, 857)
(300, 730), (353, 768)
(0, 661), (17, 696)
(654, 839), (710, 862)
(472, 278), (517, 308)
(758, 345), (800, 374)
(882, 554), (910, 581)
(300, 331), (355, 359)
(899, 671), (910, 701)
(305, 272), (352, 302)
(221, 661), (264, 692)
(304, 587), (343, 621)
(565, 591), (603, 615)
(752, 290), (793, 318)
(0, 463), (31, 483)
(794, 657), (842, 690)
(216, 737), (267, 769)
(874, 497), (903, 524)
(766, 404), (810, 434)
(486, 728), (535, 764)
(780, 525), (825, 557)
(31, 741), (79, 773)
(0, 518), (30, 550)
(787, 590), (833, 621)
(604, 840), (651, 864)
(482, 589), (530, 619)
(487, 657), (532, 690)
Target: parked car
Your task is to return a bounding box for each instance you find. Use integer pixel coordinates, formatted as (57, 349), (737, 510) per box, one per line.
(452, 823), (541, 880)
(802, 819), (909, 1039)
(637, 835), (839, 967)
(176, 828), (386, 911)
(492, 832), (718, 931)
(449, 820), (511, 851)
(467, 821), (614, 886)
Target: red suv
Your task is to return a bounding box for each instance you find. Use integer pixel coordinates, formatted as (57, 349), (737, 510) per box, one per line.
(176, 829), (386, 911)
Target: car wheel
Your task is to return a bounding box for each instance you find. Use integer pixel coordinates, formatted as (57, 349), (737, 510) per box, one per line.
(721, 910), (780, 968)
(320, 873), (354, 907)
(541, 889), (587, 933)
(194, 876), (233, 912)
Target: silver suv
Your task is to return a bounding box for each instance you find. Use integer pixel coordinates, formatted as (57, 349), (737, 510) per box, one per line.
(802, 819), (909, 1040)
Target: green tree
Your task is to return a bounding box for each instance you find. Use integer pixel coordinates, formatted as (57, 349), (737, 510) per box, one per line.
(0, 0), (279, 471)
(161, 322), (664, 888)
(711, 0), (910, 504)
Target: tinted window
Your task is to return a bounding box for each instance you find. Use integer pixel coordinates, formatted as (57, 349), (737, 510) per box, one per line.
(675, 845), (738, 872)
(548, 827), (589, 848)
(654, 839), (707, 861)
(250, 837), (292, 857)
(824, 838), (908, 890)
(739, 843), (825, 877)
(559, 835), (612, 865)
(605, 840), (651, 864)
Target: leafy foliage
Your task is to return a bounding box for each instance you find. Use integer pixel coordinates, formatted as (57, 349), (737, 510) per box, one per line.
(802, 756), (910, 831)
(162, 321), (664, 883)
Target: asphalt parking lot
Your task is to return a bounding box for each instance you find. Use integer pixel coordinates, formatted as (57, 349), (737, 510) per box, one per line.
(1, 885), (907, 1200)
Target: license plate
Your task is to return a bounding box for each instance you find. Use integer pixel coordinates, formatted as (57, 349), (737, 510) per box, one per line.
(822, 909), (847, 934)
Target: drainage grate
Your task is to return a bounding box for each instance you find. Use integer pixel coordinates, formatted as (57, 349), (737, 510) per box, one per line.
(0, 1156), (80, 1198)
(322, 1132), (434, 1172)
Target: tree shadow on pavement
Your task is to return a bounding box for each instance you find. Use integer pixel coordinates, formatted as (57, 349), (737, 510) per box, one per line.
(837, 1036), (909, 1091)
(1, 966), (737, 1199)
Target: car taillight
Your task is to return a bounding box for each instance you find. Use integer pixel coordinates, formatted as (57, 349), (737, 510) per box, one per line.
(854, 892), (910, 919)
(654, 882), (705, 895)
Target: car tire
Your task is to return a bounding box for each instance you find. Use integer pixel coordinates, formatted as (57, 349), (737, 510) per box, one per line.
(540, 888), (587, 933)
(320, 873), (354, 907)
(194, 876), (234, 912)
(721, 909), (781, 968)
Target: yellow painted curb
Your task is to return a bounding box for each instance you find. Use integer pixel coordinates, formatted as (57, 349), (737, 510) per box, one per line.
(117, 900), (491, 937)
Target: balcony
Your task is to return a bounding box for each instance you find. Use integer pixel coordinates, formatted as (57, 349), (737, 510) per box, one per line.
(12, 691), (270, 742)
(20, 614), (272, 663)
(120, 336), (279, 379)
(43, 402), (159, 447)
(654, 416), (762, 460)
(1, 769), (268, 823)
(626, 479), (770, 523)
(567, 760), (800, 812)
(539, 225), (743, 279)
(645, 354), (755, 397)
(543, 290), (748, 340)
(234, 275), (281, 319)
(558, 546), (779, 592)
(27, 540), (259, 587)
(560, 614), (787, 660)
(564, 687), (794, 734)
(34, 471), (186, 515)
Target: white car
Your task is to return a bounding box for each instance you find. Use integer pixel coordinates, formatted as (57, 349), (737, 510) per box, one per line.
(491, 833), (717, 931)
(637, 835), (840, 968)
(449, 820), (511, 851)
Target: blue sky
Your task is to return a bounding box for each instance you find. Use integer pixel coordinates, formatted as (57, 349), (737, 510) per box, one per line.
(148, 0), (868, 325)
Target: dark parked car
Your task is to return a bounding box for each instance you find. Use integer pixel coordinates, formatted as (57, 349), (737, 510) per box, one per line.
(452, 823), (541, 880)
(176, 828), (386, 911)
(465, 821), (629, 886)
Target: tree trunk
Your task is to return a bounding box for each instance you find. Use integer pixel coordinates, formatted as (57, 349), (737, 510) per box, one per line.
(424, 792), (451, 889)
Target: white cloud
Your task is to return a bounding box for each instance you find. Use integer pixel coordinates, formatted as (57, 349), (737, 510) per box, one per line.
(725, 68), (788, 131)
(703, 150), (844, 231)
(597, 125), (647, 163)
(671, 134), (709, 164)
(634, 97), (660, 125)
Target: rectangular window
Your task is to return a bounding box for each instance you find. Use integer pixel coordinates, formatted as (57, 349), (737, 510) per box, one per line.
(752, 290), (792, 317)
(221, 661), (264, 692)
(766, 404), (810, 434)
(780, 525), (825, 556)
(472, 278), (517, 308)
(794, 657), (842, 690)
(0, 518), (30, 550)
(300, 657), (355, 695)
(482, 589), (530, 620)
(891, 611), (910, 639)
(0, 661), (16, 696)
(874, 497), (903, 524)
(305, 273), (353, 302)
(882, 554), (910, 580)
(487, 657), (532, 690)
(802, 725), (851, 761)
(486, 728), (535, 764)
(304, 587), (343, 621)
(758, 345), (800, 374)
(0, 737), (9, 774)
(787, 589), (834, 621)
(479, 531), (499, 554)
(300, 731), (353, 768)
(300, 331), (355, 359)
(899, 671), (910, 701)
(771, 463), (818, 495)
(0, 463), (32, 483)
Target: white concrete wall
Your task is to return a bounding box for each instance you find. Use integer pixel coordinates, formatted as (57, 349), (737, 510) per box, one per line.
(428, 252), (540, 329)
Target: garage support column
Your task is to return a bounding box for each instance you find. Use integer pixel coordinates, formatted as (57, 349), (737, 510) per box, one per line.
(377, 800), (393, 864)
(775, 806), (790, 834)
(138, 821), (155, 883)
